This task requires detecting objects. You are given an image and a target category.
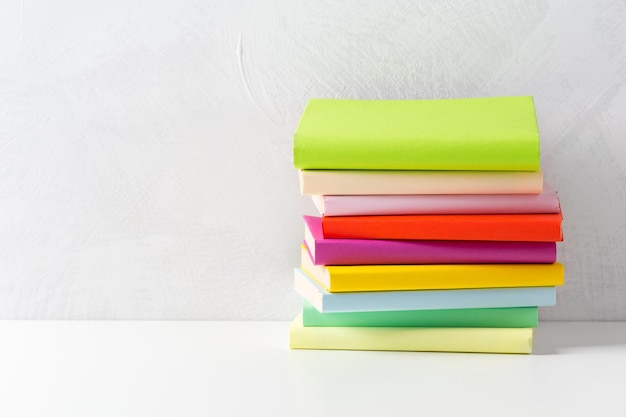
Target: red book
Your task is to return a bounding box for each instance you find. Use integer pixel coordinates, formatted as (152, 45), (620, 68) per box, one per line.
(322, 213), (563, 242)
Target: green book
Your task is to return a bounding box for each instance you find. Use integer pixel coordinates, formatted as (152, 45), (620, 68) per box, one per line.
(293, 96), (540, 171)
(301, 300), (538, 328)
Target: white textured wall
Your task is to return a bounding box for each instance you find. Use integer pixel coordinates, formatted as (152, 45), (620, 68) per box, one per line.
(1, 0), (625, 320)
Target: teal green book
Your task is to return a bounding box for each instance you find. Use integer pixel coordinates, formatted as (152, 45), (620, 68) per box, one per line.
(293, 96), (540, 171)
(301, 300), (538, 328)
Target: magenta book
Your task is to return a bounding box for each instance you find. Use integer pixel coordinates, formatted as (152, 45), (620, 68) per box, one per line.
(303, 215), (556, 266)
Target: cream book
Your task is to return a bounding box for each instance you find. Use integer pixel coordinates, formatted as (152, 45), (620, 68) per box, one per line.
(299, 169), (543, 195)
(289, 314), (533, 354)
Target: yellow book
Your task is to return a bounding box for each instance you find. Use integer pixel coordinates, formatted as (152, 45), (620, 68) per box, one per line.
(300, 245), (564, 292)
(289, 314), (533, 354)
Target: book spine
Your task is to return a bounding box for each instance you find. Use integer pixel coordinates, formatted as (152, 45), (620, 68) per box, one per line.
(322, 213), (563, 242)
(289, 315), (534, 354)
(312, 239), (557, 265)
(319, 188), (561, 216)
(301, 302), (539, 328)
(320, 286), (557, 313)
(320, 263), (564, 292)
(299, 169), (544, 195)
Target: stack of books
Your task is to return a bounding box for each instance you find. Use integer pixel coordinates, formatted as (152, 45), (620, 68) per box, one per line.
(289, 96), (564, 354)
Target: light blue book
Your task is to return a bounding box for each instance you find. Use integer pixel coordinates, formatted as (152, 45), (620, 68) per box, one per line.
(294, 268), (556, 313)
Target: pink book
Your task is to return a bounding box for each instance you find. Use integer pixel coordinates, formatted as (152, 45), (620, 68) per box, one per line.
(313, 184), (561, 216)
(303, 215), (557, 266)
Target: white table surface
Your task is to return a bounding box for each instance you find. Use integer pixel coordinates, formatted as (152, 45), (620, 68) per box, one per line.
(1, 321), (625, 417)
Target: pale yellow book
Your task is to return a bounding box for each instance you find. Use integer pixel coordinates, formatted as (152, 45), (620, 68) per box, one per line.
(289, 314), (533, 354)
(301, 246), (564, 292)
(299, 169), (543, 195)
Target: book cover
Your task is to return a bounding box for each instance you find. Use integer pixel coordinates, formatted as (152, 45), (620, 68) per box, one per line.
(301, 300), (539, 328)
(293, 96), (540, 171)
(294, 268), (557, 313)
(300, 245), (564, 292)
(312, 183), (560, 216)
(299, 169), (543, 195)
(322, 213), (563, 242)
(304, 215), (557, 265)
(290, 314), (534, 354)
